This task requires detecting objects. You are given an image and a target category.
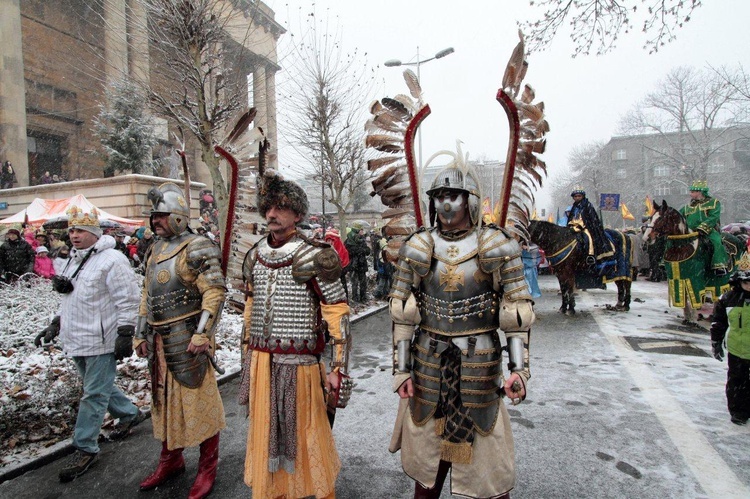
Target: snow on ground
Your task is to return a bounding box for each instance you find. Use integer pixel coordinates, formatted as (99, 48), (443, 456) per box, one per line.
(0, 275), (385, 469)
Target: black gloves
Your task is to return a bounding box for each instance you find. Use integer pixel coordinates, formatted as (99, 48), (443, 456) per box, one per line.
(712, 340), (725, 361)
(114, 325), (135, 361)
(34, 316), (60, 347)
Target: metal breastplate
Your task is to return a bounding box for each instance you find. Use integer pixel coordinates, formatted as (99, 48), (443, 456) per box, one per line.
(146, 234), (203, 326)
(418, 231), (499, 336)
(248, 238), (323, 354)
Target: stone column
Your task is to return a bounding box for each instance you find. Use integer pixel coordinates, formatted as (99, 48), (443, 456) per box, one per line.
(0, 0), (29, 186)
(265, 68), (278, 169)
(128, 0), (150, 86)
(252, 65), (268, 136)
(104, 0), (128, 88)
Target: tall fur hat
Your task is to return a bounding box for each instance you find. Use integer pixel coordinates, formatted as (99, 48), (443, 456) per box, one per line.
(257, 170), (308, 218)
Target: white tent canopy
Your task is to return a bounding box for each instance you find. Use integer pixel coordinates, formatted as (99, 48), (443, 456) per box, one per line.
(0, 194), (144, 227)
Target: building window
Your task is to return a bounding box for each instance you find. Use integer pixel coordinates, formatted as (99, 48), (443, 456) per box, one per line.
(616, 167), (627, 179)
(653, 164), (670, 177)
(707, 162), (725, 174)
(613, 149), (627, 160)
(656, 185), (671, 196)
(679, 184), (689, 195)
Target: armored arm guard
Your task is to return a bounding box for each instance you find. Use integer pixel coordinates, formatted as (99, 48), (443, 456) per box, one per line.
(479, 227), (534, 387)
(186, 236), (226, 337)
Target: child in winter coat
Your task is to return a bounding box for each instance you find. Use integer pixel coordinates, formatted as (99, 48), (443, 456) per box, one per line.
(34, 246), (56, 279)
(710, 253), (750, 426)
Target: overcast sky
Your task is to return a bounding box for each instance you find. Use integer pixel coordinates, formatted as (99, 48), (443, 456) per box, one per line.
(265, 0), (750, 211)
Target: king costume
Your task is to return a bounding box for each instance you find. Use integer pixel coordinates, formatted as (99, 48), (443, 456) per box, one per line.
(135, 183), (226, 499)
(240, 171), (351, 499)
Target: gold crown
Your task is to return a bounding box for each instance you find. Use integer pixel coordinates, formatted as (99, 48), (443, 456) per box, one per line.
(690, 179), (708, 191)
(67, 206), (100, 227)
(737, 252), (750, 272)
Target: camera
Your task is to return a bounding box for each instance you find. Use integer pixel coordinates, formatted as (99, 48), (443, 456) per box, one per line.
(52, 275), (74, 294)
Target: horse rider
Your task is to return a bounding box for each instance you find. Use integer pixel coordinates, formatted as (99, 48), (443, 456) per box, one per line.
(680, 180), (728, 276)
(566, 187), (615, 273)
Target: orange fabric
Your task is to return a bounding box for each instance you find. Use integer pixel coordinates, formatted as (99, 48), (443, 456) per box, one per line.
(151, 335), (226, 449)
(244, 351), (340, 498)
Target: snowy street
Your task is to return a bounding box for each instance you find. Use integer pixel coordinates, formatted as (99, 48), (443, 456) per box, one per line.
(0, 274), (748, 498)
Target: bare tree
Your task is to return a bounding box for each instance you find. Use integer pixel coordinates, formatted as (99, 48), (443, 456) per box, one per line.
(279, 12), (375, 234)
(618, 66), (745, 184)
(520, 0), (701, 56)
(125, 0), (268, 239)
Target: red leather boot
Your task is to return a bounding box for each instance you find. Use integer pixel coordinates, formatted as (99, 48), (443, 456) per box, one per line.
(187, 433), (219, 499)
(139, 441), (185, 491)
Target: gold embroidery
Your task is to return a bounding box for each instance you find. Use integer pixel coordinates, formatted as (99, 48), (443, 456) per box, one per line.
(447, 245), (459, 258)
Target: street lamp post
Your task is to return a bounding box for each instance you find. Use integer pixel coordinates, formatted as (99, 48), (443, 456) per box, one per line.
(384, 46), (455, 167)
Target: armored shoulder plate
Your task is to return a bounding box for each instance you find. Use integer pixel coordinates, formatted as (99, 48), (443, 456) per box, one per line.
(186, 235), (225, 287)
(292, 238), (342, 284)
(400, 228), (434, 277)
(478, 225), (519, 274)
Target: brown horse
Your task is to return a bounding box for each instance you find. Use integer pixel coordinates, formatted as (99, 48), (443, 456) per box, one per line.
(642, 200), (745, 324)
(529, 220), (633, 315)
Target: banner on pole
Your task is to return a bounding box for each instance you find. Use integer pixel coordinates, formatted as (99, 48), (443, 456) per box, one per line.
(599, 193), (620, 211)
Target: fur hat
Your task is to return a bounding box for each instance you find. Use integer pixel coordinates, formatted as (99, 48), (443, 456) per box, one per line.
(67, 206), (102, 237)
(257, 170), (308, 218)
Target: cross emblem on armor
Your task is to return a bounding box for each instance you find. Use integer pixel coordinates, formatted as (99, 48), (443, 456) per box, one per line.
(446, 245), (459, 258)
(439, 264), (465, 292)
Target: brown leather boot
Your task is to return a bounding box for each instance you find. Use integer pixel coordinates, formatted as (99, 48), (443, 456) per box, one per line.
(139, 441), (185, 491)
(187, 433), (219, 499)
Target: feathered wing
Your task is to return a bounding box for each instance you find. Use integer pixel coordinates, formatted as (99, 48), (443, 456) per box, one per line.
(495, 31), (549, 242)
(364, 69), (430, 261)
(213, 109), (268, 296)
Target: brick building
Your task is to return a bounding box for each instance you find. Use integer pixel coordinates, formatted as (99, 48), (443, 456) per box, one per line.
(0, 0), (283, 187)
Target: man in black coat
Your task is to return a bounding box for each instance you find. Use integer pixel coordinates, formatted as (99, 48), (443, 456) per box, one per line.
(0, 227), (35, 282)
(345, 227), (370, 303)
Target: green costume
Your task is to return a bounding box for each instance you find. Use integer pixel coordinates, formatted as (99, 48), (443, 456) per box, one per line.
(680, 181), (728, 272)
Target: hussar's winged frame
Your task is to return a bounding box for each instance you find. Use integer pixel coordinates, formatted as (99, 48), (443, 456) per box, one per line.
(495, 30), (549, 242)
(365, 69), (430, 260)
(365, 31), (548, 251)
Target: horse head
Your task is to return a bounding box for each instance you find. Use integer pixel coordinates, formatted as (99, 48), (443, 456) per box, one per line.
(643, 200), (686, 245)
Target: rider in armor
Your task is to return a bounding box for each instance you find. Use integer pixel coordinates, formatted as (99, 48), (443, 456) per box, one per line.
(389, 153), (534, 499)
(567, 187), (615, 274)
(240, 170), (351, 498)
(134, 182), (227, 498)
(680, 180), (728, 275)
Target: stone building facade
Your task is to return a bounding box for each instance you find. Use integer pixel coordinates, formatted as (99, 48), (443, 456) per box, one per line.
(0, 0), (283, 187)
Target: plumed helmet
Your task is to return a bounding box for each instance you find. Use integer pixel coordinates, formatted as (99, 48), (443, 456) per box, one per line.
(689, 179), (709, 194)
(147, 182), (190, 235)
(729, 252), (750, 285)
(425, 147), (482, 227)
(257, 170), (309, 218)
(571, 186), (586, 197)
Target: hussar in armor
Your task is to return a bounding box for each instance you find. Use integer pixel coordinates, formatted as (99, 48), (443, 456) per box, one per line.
(134, 182), (226, 498)
(365, 31), (547, 499)
(239, 169), (352, 499)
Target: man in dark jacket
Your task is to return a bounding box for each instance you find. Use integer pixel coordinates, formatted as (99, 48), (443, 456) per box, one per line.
(710, 254), (750, 426)
(345, 227), (370, 303)
(0, 227), (35, 282)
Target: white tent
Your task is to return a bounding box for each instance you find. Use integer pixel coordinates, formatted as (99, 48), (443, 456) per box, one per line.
(0, 194), (144, 227)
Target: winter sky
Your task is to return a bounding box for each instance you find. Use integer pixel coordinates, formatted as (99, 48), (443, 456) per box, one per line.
(266, 0), (750, 211)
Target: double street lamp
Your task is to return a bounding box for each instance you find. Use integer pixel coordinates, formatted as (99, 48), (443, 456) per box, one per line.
(384, 46), (455, 166)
